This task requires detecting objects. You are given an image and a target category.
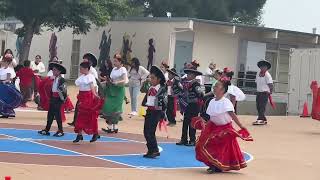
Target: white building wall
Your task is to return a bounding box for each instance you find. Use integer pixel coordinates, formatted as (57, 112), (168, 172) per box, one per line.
(192, 22), (239, 73)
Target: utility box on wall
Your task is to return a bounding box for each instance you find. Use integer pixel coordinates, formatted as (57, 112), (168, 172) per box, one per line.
(288, 48), (320, 115)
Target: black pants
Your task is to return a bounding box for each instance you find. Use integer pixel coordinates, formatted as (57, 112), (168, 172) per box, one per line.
(256, 92), (269, 121)
(45, 97), (63, 132)
(71, 100), (79, 124)
(144, 109), (162, 153)
(166, 96), (176, 124)
(20, 86), (32, 104)
(181, 103), (200, 142)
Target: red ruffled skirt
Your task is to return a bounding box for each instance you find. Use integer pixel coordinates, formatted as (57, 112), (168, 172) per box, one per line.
(195, 122), (247, 171)
(62, 96), (74, 111)
(74, 91), (104, 135)
(38, 77), (53, 111)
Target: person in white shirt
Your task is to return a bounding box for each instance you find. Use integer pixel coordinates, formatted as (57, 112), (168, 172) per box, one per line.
(0, 54), (22, 118)
(253, 60), (274, 126)
(128, 57), (149, 116)
(31, 55), (46, 98)
(0, 49), (17, 70)
(195, 78), (251, 173)
(101, 53), (129, 133)
(73, 61), (103, 143)
(204, 62), (216, 93)
(31, 55), (46, 76)
(68, 53), (99, 127)
(160, 61), (169, 80)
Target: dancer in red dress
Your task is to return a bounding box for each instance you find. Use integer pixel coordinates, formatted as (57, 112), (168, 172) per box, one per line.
(195, 78), (252, 173)
(73, 62), (103, 143)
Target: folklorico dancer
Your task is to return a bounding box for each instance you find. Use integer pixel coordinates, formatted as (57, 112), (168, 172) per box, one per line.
(253, 60), (273, 126)
(101, 53), (128, 133)
(38, 62), (67, 137)
(222, 68), (246, 113)
(16, 60), (35, 108)
(195, 77), (253, 174)
(68, 53), (99, 127)
(143, 65), (167, 158)
(73, 62), (104, 143)
(166, 68), (181, 126)
(176, 67), (204, 146)
(0, 54), (22, 118)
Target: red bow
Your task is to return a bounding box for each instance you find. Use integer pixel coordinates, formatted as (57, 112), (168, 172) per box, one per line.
(220, 76), (230, 82)
(223, 67), (232, 73)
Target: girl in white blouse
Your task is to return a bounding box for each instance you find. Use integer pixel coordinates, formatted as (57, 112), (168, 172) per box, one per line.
(0, 54), (22, 118)
(73, 62), (102, 143)
(196, 78), (251, 173)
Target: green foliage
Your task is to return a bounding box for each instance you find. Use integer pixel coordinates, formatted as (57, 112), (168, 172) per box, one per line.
(0, 0), (130, 35)
(130, 0), (266, 25)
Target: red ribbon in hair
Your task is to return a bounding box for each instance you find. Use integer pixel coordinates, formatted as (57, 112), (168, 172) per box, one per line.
(220, 76), (231, 82)
(223, 67), (232, 73)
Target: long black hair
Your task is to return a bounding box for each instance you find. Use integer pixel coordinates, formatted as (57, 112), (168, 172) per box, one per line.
(130, 57), (140, 73)
(4, 49), (13, 57)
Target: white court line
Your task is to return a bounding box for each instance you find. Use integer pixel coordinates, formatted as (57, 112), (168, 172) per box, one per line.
(0, 127), (147, 144)
(0, 150), (82, 157)
(15, 109), (47, 113)
(0, 128), (254, 169)
(3, 134), (139, 169)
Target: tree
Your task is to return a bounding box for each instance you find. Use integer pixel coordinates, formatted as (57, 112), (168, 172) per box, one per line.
(0, 0), (129, 62)
(130, 0), (266, 25)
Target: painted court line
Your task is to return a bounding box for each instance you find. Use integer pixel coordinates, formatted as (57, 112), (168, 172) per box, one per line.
(3, 134), (140, 169)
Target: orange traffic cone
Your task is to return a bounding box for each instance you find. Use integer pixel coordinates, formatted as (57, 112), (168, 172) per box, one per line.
(300, 102), (310, 118)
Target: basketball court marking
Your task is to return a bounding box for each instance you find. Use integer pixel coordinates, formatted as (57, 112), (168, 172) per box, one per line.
(0, 125), (254, 169)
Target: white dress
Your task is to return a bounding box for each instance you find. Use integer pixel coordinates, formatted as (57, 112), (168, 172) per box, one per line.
(206, 97), (234, 126)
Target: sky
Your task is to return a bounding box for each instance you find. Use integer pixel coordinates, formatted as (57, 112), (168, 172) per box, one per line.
(263, 0), (320, 33)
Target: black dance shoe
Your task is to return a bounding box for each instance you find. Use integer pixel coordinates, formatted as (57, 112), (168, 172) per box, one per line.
(67, 122), (75, 127)
(53, 131), (64, 137)
(38, 130), (50, 136)
(143, 152), (160, 159)
(207, 166), (223, 174)
(73, 135), (83, 143)
(186, 141), (196, 147)
(176, 140), (188, 146)
(90, 134), (101, 143)
(102, 128), (118, 134)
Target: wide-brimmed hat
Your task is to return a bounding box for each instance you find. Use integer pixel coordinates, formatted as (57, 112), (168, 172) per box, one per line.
(83, 53), (97, 67)
(257, 60), (271, 70)
(167, 68), (179, 77)
(49, 62), (66, 74)
(184, 69), (203, 76)
(150, 65), (166, 84)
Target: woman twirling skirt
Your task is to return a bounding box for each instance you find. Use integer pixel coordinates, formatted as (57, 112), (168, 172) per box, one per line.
(0, 83), (22, 117)
(74, 91), (103, 134)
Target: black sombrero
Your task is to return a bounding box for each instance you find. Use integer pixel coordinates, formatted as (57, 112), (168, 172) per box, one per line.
(83, 53), (98, 67)
(257, 60), (271, 70)
(184, 69), (203, 76)
(167, 68), (179, 77)
(150, 65), (166, 84)
(49, 62), (66, 74)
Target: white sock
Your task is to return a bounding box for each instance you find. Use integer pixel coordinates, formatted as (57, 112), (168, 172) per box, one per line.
(113, 124), (118, 130)
(108, 124), (113, 130)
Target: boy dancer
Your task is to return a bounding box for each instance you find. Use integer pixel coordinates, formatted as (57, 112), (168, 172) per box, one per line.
(177, 68), (204, 146)
(166, 68), (181, 126)
(16, 60), (34, 107)
(253, 60), (273, 125)
(38, 62), (67, 137)
(143, 66), (167, 158)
